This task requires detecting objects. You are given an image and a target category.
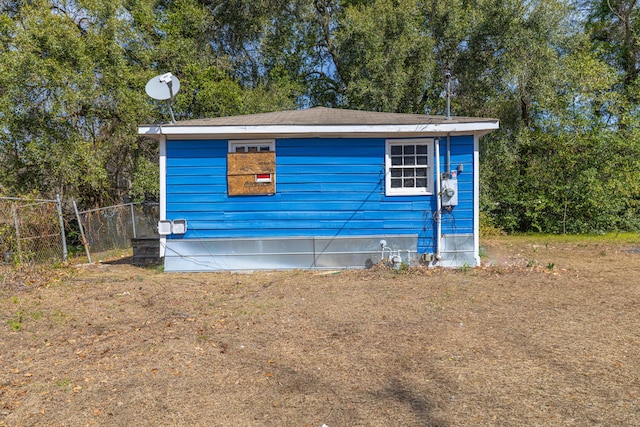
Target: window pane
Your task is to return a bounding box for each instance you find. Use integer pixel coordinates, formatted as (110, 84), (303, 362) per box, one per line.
(386, 140), (432, 195)
(230, 141), (274, 154)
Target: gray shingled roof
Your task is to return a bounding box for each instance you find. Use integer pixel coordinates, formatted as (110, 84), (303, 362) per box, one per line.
(160, 106), (497, 127)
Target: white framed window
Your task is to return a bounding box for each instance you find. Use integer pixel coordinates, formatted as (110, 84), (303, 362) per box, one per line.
(229, 139), (275, 153)
(385, 138), (434, 196)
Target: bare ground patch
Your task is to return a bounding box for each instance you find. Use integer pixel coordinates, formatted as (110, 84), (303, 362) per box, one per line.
(1, 237), (639, 426)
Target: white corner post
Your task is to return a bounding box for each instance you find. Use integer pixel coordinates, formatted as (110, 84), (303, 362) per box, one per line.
(435, 137), (442, 264)
(473, 132), (481, 267)
(159, 134), (167, 258)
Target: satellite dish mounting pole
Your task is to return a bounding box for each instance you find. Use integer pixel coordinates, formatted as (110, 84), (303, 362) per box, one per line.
(145, 72), (181, 124)
(166, 100), (176, 124)
(160, 73), (177, 123)
(445, 69), (452, 121)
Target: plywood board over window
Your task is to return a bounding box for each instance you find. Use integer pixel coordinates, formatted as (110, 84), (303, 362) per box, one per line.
(227, 152), (276, 196)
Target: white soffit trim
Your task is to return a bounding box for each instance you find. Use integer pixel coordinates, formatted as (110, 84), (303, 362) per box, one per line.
(138, 122), (499, 138)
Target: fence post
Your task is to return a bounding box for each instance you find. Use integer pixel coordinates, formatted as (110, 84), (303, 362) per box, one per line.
(73, 200), (92, 264)
(11, 202), (22, 263)
(56, 195), (68, 262)
(130, 203), (137, 239)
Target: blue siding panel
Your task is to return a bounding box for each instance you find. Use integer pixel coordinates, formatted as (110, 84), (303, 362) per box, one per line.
(167, 185), (227, 195)
(167, 176), (227, 185)
(165, 136), (477, 255)
(280, 164), (382, 174)
(167, 158), (226, 167)
(188, 219), (386, 230)
(169, 166), (226, 176)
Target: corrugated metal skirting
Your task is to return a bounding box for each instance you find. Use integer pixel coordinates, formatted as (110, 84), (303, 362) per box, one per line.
(438, 234), (476, 267)
(163, 235), (418, 272)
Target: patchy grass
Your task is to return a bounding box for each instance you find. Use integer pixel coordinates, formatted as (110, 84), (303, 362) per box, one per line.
(1, 235), (639, 426)
(503, 231), (640, 244)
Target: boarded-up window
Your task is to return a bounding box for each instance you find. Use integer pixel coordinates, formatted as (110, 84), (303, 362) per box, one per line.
(227, 151), (276, 196)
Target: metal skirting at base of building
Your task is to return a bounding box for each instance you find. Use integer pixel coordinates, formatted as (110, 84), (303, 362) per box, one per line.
(437, 233), (477, 268)
(163, 235), (419, 272)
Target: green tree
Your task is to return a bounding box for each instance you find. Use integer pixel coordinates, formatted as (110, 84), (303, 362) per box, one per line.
(0, 0), (298, 205)
(585, 0), (640, 128)
(333, 0), (434, 112)
(586, 0), (639, 95)
(1, 0), (639, 234)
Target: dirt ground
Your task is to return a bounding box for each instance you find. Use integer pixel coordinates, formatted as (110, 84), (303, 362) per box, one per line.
(1, 235), (639, 426)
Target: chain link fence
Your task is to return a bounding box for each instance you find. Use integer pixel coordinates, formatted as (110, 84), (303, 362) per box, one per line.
(0, 197), (159, 266)
(74, 202), (159, 263)
(0, 196), (68, 265)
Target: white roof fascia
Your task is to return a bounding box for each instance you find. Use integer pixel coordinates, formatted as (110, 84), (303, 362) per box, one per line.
(138, 122), (499, 139)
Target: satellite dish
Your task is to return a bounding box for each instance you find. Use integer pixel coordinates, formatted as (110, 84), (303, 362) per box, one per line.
(146, 72), (180, 100)
(145, 72), (180, 123)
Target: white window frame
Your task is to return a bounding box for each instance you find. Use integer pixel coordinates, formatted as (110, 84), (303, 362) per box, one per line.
(385, 138), (434, 196)
(228, 139), (275, 153)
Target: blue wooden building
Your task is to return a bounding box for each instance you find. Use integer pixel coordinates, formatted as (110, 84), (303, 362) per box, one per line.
(138, 107), (498, 272)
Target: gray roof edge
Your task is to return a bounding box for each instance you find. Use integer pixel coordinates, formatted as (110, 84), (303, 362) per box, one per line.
(139, 107), (498, 128)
